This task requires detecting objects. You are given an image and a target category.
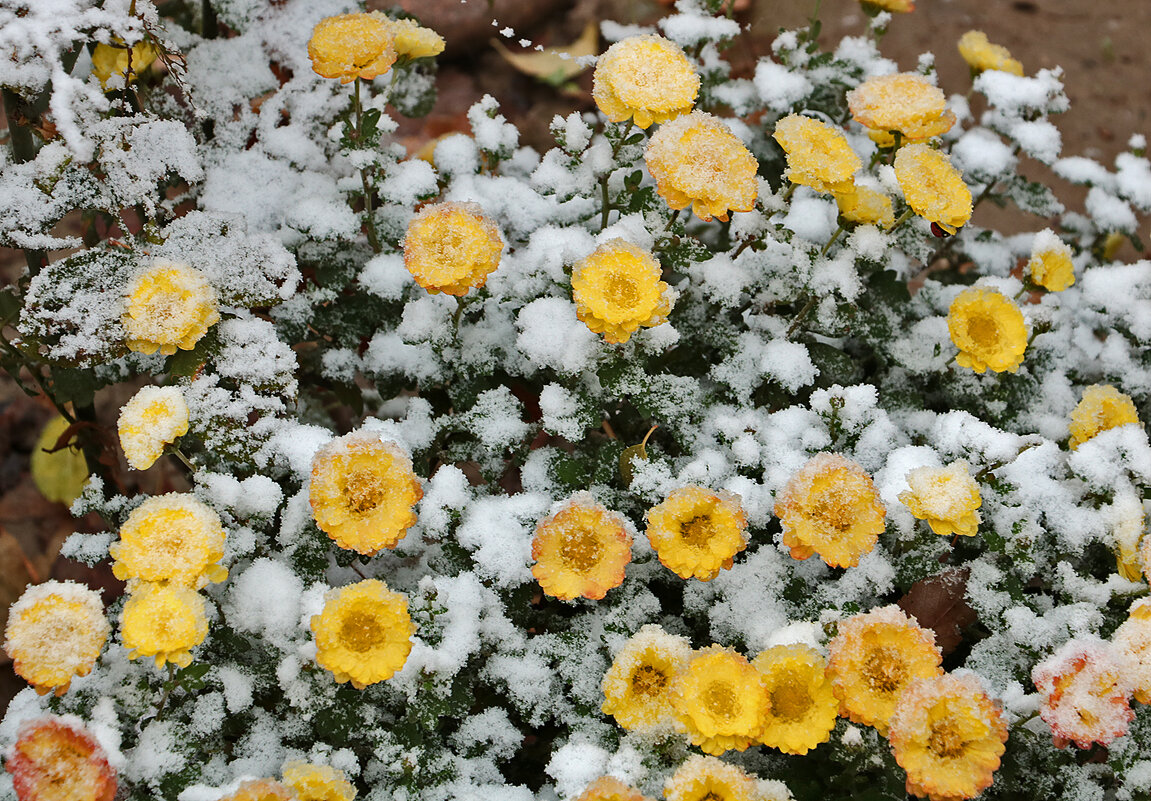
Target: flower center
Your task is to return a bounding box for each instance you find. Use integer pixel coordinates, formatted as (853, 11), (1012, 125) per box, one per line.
(967, 315), (999, 350)
(704, 682), (738, 719)
(770, 683), (813, 722)
(339, 609), (384, 653)
(928, 716), (967, 759)
(631, 664), (667, 697)
(344, 469), (385, 515)
(680, 514), (715, 548)
(605, 276), (639, 309)
(558, 527), (601, 571)
(862, 645), (907, 694)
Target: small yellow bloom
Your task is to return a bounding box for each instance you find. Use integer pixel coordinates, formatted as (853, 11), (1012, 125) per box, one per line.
(219, 779), (296, 801)
(888, 673), (1008, 801)
(645, 111), (759, 222)
(772, 114), (861, 194)
(751, 644), (838, 755)
(91, 39), (159, 89)
(308, 13), (397, 84)
(947, 287), (1027, 374)
(403, 201), (504, 296)
(958, 30), (1023, 77)
(592, 34), (700, 130)
(309, 432), (423, 555)
(281, 761), (356, 801)
(575, 776), (650, 801)
(1027, 229), (1075, 291)
(645, 486), (748, 581)
(861, 0), (915, 12)
(30, 415), (89, 506)
(1113, 598), (1151, 705)
(826, 605), (943, 734)
(117, 386), (190, 471)
(662, 754), (761, 801)
(123, 261), (220, 356)
(848, 74), (955, 140)
(899, 461), (982, 538)
(4, 581), (109, 696)
(121, 582), (209, 670)
(835, 183), (895, 228)
(775, 453), (886, 569)
(571, 239), (675, 344)
(601, 623), (692, 732)
(311, 579), (414, 689)
(110, 493), (228, 588)
(391, 18), (445, 60)
(1068, 384), (1140, 449)
(532, 494), (633, 601)
(894, 144), (972, 234)
(672, 646), (768, 755)
(6, 717), (117, 801)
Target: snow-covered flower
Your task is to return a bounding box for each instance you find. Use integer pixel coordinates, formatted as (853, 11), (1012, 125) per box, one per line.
(602, 623), (692, 732)
(117, 385), (189, 471)
(1031, 635), (1135, 749)
(894, 144), (972, 234)
(848, 74), (955, 140)
(663, 754), (763, 801)
(282, 761), (356, 801)
(1026, 229), (1075, 291)
(308, 13), (397, 83)
(218, 779), (296, 801)
(751, 644), (838, 755)
(672, 646), (768, 755)
(5, 717), (117, 801)
(122, 262), (220, 356)
(947, 287), (1027, 374)
(110, 493), (228, 588)
(3, 581), (109, 696)
(645, 485), (748, 580)
(1112, 598), (1151, 705)
(403, 201), (505, 296)
(531, 493), (633, 601)
(121, 583), (209, 670)
(773, 114), (861, 194)
(592, 34), (699, 129)
(899, 461), (982, 538)
(835, 183), (895, 227)
(391, 18), (445, 60)
(571, 239), (676, 344)
(1068, 384), (1141, 449)
(91, 40), (159, 89)
(311, 580), (414, 689)
(957, 31), (1023, 77)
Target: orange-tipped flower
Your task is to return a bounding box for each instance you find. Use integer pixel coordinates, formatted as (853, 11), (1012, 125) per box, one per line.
(6, 717), (116, 801)
(532, 493), (633, 600)
(1032, 636), (1135, 749)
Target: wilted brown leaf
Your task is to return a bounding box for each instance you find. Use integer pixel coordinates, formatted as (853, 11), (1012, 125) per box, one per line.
(897, 567), (977, 655)
(492, 20), (598, 91)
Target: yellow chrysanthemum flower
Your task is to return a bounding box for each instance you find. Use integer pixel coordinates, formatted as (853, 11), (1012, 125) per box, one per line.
(645, 486), (748, 581)
(835, 183), (895, 228)
(644, 111), (759, 223)
(957, 30), (1023, 77)
(6, 717), (117, 801)
(1113, 598), (1151, 705)
(4, 581), (109, 696)
(672, 646), (768, 755)
(403, 201), (504, 296)
(1031, 636), (1134, 749)
(772, 114), (861, 194)
(889, 673), (1008, 801)
(893, 144), (972, 235)
(309, 431), (423, 555)
(826, 605), (943, 734)
(532, 494), (633, 601)
(592, 34), (700, 130)
(311, 579), (414, 689)
(847, 74), (956, 141)
(662, 754), (761, 801)
(774, 453), (886, 569)
(308, 13), (397, 84)
(219, 779), (296, 801)
(751, 644), (838, 755)
(861, 0), (915, 12)
(571, 239), (676, 345)
(946, 287), (1027, 374)
(1068, 384), (1141, 449)
(123, 261), (220, 356)
(121, 582), (209, 670)
(1111, 496), (1146, 582)
(282, 761), (356, 801)
(91, 39), (159, 89)
(391, 18), (445, 60)
(899, 461), (982, 538)
(30, 414), (89, 506)
(1027, 229), (1075, 291)
(576, 776), (650, 801)
(110, 493), (228, 588)
(602, 623), (692, 732)
(117, 385), (190, 471)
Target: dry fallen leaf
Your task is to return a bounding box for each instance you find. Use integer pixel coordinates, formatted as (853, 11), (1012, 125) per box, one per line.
(492, 20), (598, 92)
(897, 567), (977, 655)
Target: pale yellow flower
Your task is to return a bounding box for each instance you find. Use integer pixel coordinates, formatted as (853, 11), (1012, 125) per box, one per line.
(899, 461), (982, 538)
(645, 486), (748, 581)
(311, 579), (414, 689)
(773, 114), (861, 194)
(4, 581), (109, 696)
(30, 415), (88, 506)
(117, 385), (189, 471)
(848, 74), (955, 140)
(894, 144), (972, 234)
(592, 34), (699, 129)
(121, 582), (208, 670)
(532, 494), (633, 601)
(1069, 384), (1141, 449)
(282, 761), (356, 801)
(958, 30), (1023, 77)
(751, 644), (838, 755)
(1027, 229), (1075, 291)
(110, 493), (228, 588)
(1113, 598), (1151, 705)
(403, 201), (504, 296)
(571, 239), (675, 344)
(122, 261), (220, 356)
(645, 111), (758, 222)
(947, 287), (1027, 374)
(601, 623), (692, 732)
(391, 18), (445, 60)
(835, 183), (895, 227)
(861, 0), (915, 12)
(662, 755), (762, 801)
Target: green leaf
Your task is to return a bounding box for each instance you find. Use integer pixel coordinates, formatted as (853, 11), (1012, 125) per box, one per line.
(51, 366), (99, 407)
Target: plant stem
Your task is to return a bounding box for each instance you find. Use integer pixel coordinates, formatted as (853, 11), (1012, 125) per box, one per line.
(599, 120), (636, 230)
(354, 78), (381, 253)
(786, 295), (819, 339)
(153, 663), (178, 720)
(885, 208), (914, 235)
(819, 224), (844, 256)
(170, 445), (197, 474)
